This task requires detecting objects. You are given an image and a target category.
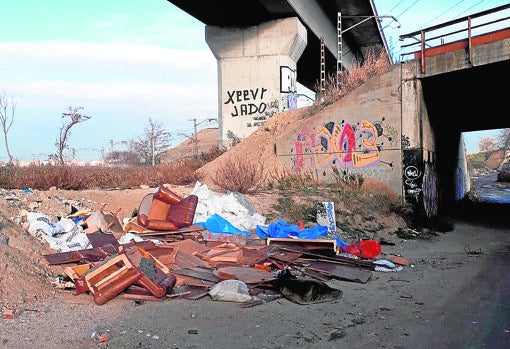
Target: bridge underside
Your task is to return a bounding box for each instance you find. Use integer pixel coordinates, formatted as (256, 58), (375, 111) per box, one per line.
(166, 0), (387, 91)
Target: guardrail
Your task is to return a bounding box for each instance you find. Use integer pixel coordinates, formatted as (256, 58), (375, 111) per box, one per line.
(399, 3), (510, 74)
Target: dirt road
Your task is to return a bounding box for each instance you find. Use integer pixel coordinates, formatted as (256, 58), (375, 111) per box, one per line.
(2, 217), (509, 349)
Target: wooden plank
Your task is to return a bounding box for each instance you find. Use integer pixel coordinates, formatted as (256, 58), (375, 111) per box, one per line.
(172, 267), (221, 283)
(308, 261), (373, 284)
(213, 266), (276, 284)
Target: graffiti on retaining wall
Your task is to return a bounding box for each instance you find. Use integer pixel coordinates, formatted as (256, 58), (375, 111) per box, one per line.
(403, 165), (422, 202)
(292, 118), (395, 174)
(422, 162), (438, 217)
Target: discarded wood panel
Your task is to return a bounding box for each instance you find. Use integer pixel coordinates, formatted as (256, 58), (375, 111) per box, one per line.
(169, 239), (208, 269)
(267, 238), (338, 255)
(147, 245), (179, 266)
(239, 245), (270, 266)
(172, 267), (221, 283)
(122, 286), (165, 302)
(44, 251), (83, 265)
(308, 261), (373, 284)
(87, 231), (120, 249)
(275, 245), (375, 269)
(298, 268), (331, 282)
(202, 230), (247, 246)
(213, 266), (276, 284)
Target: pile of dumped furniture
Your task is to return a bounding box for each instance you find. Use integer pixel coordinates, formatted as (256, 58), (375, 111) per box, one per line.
(39, 185), (408, 306)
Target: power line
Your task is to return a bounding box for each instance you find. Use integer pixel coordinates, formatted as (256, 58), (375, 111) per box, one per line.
(453, 0), (486, 18)
(419, 0), (467, 29)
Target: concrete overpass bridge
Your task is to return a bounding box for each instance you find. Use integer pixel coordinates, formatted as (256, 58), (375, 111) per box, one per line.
(166, 0), (392, 146)
(166, 1), (510, 218)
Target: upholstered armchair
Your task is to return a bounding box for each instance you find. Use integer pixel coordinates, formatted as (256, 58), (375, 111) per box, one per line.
(136, 186), (198, 231)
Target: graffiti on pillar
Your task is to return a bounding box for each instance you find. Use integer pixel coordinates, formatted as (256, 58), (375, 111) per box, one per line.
(224, 87), (282, 129)
(292, 118), (395, 174)
(284, 93), (298, 110)
(246, 98), (280, 128)
(422, 161), (438, 217)
(225, 87), (269, 117)
(402, 149), (423, 204)
(280, 66), (297, 93)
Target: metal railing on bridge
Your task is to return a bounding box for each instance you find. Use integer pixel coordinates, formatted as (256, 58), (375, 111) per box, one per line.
(399, 4), (510, 74)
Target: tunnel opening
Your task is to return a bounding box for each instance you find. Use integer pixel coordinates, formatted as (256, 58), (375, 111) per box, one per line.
(421, 60), (510, 227)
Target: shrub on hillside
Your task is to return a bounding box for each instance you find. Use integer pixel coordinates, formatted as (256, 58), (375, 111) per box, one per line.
(211, 155), (266, 194)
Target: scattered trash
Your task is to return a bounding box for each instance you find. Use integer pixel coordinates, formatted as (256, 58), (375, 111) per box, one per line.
(208, 279), (252, 302)
(1, 308), (24, 319)
(271, 269), (343, 305)
(91, 326), (114, 343)
(0, 234), (8, 245)
(464, 245), (483, 255)
(341, 239), (382, 259)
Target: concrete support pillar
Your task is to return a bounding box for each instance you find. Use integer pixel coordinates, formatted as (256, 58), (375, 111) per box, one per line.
(206, 17), (307, 146)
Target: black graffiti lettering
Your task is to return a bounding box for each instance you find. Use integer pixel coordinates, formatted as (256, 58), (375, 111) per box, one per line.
(230, 102), (268, 116)
(225, 87), (268, 104)
(225, 91), (236, 104)
(249, 104), (260, 114)
(231, 106), (238, 117)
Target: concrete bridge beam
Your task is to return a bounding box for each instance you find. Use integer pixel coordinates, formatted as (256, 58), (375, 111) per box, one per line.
(287, 0), (355, 70)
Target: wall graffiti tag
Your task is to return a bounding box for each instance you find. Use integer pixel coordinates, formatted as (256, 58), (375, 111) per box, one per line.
(224, 87), (269, 117)
(422, 162), (438, 217)
(293, 119), (382, 173)
(404, 165), (422, 201)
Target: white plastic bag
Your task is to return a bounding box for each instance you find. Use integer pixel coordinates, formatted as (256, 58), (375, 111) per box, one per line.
(208, 280), (252, 303)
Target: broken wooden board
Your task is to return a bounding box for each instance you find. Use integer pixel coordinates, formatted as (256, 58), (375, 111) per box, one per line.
(172, 267), (221, 283)
(308, 261), (373, 284)
(213, 266), (276, 284)
(267, 238), (338, 255)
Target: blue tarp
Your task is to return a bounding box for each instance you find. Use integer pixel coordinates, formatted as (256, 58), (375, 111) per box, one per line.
(196, 213), (251, 236)
(256, 218), (328, 240)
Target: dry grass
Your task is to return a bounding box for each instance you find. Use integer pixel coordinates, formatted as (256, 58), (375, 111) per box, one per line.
(308, 49), (390, 114)
(210, 155), (267, 194)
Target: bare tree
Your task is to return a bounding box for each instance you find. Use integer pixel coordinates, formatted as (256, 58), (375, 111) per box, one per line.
(54, 106), (91, 165)
(477, 136), (497, 152)
(0, 92), (16, 164)
(133, 118), (171, 166)
(497, 128), (510, 149)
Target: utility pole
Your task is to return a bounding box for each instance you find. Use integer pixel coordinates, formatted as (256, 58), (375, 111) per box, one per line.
(192, 118), (198, 157)
(189, 117), (218, 158)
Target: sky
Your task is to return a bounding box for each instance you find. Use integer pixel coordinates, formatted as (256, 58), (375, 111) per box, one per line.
(0, 0), (508, 163)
